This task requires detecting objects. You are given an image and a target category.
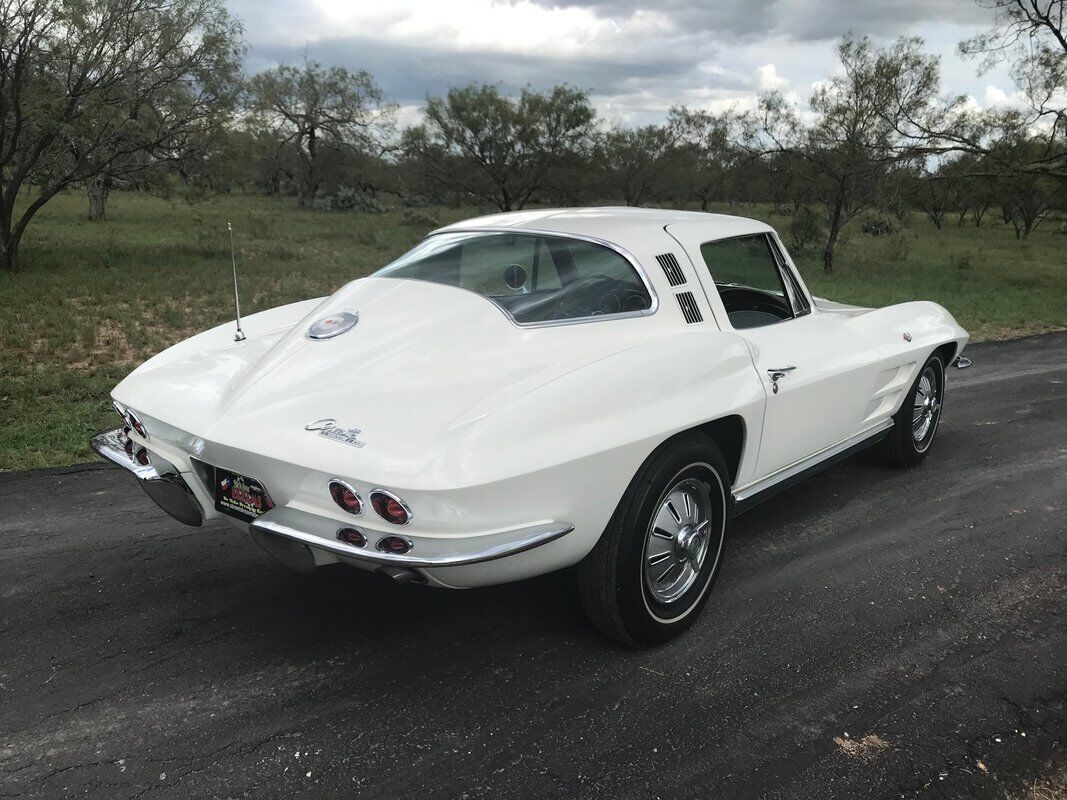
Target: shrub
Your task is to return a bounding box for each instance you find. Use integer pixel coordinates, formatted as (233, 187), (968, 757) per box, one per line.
(949, 252), (974, 271)
(860, 214), (899, 237)
(401, 193), (435, 208)
(790, 206), (824, 251)
(886, 232), (911, 262)
(402, 208), (440, 228)
(318, 186), (384, 214)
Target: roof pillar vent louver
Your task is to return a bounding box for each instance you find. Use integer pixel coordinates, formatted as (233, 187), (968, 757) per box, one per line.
(676, 291), (703, 324)
(655, 253), (687, 287)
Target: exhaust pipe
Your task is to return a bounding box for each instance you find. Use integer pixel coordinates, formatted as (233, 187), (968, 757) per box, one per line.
(377, 565), (423, 584)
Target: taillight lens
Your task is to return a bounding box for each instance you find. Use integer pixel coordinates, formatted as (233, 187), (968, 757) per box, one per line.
(135, 447), (150, 466)
(370, 490), (411, 525)
(328, 480), (362, 515)
(376, 535), (412, 555)
(336, 527), (367, 547)
(124, 409), (148, 439)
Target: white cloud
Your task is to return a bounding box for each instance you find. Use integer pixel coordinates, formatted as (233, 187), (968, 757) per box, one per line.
(226, 0), (1025, 126)
(983, 85), (1009, 107)
(756, 63), (787, 91)
(309, 0), (678, 60)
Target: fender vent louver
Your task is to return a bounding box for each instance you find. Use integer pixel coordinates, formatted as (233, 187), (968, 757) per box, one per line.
(676, 291), (703, 324)
(655, 252), (687, 287)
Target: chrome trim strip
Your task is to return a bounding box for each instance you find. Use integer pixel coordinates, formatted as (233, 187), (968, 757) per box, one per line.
(250, 505), (575, 568)
(91, 428), (160, 480)
(733, 419), (895, 503)
(377, 227), (660, 329)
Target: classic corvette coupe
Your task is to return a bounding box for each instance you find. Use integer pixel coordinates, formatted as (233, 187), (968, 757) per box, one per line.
(92, 208), (969, 645)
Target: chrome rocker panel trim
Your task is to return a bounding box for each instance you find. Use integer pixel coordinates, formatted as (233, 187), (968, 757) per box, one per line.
(90, 428), (203, 527)
(250, 505), (575, 569)
(731, 420), (894, 515)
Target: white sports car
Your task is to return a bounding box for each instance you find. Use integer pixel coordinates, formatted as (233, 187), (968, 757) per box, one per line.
(92, 208), (969, 645)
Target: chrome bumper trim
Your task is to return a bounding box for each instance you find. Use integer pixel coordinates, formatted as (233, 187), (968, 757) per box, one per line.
(90, 428), (203, 527)
(250, 505), (574, 569)
(90, 428), (160, 479)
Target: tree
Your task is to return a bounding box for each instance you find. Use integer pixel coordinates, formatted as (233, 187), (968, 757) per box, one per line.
(941, 154), (998, 226)
(881, 2), (1066, 180)
(908, 167), (954, 228)
(757, 37), (939, 273)
(247, 61), (395, 208)
(597, 124), (682, 207)
(404, 83), (595, 212)
(0, 0), (243, 271)
(994, 142), (1063, 236)
(667, 107), (749, 211)
(958, 0), (1066, 178)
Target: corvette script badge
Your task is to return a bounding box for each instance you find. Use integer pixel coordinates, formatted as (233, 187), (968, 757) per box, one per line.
(305, 418), (366, 448)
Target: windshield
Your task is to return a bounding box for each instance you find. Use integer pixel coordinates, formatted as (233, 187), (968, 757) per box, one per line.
(373, 231), (654, 325)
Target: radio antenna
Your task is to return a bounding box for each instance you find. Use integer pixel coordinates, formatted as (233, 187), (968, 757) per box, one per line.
(227, 221), (246, 342)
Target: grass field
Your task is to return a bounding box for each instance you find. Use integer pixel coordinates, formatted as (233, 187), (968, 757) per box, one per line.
(1, 190), (1064, 470)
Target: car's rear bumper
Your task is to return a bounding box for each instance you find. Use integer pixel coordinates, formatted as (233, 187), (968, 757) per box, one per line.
(90, 428), (203, 526)
(250, 505), (573, 571)
(90, 427), (575, 584)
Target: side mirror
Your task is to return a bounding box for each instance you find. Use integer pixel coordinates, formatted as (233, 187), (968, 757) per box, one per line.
(503, 263), (528, 291)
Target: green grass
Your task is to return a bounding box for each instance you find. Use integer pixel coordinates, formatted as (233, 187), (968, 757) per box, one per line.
(1, 190), (1064, 470)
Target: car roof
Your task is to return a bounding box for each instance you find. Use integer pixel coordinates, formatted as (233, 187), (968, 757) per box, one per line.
(434, 207), (775, 249)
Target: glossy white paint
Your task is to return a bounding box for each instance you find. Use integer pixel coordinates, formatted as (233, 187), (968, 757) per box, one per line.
(107, 207), (969, 588)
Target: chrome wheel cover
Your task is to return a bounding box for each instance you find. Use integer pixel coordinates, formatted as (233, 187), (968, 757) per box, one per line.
(643, 477), (713, 605)
(912, 364), (942, 448)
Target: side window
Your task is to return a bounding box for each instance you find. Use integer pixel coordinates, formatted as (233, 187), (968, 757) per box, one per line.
(699, 234), (800, 329)
(376, 231), (652, 324)
(459, 235), (561, 295)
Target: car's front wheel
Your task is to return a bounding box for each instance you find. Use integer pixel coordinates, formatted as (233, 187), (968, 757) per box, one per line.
(577, 433), (730, 646)
(886, 352), (946, 467)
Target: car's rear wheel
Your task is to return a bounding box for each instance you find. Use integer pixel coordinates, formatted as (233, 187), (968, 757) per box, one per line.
(886, 352), (945, 467)
(577, 433), (730, 647)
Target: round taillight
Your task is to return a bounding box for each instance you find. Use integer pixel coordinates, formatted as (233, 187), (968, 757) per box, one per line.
(328, 480), (362, 515)
(124, 438), (135, 458)
(370, 490), (411, 525)
(376, 535), (413, 555)
(135, 447), (150, 466)
(125, 410), (148, 439)
(336, 527), (367, 547)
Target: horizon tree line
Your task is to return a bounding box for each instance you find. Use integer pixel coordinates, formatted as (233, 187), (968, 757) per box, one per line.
(0, 0), (1064, 274)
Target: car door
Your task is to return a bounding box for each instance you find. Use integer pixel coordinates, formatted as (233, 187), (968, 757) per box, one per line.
(666, 223), (883, 481)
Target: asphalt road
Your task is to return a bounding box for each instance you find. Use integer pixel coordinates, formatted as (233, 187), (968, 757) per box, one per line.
(2, 333), (1065, 800)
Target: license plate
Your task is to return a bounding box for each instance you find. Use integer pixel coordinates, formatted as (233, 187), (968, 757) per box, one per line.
(214, 468), (274, 521)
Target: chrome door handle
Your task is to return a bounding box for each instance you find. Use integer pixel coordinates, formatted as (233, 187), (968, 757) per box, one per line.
(767, 366), (796, 394)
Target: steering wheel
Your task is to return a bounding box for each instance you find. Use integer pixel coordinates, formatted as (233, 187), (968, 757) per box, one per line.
(593, 287), (649, 315)
(717, 286), (792, 323)
(556, 274), (621, 317)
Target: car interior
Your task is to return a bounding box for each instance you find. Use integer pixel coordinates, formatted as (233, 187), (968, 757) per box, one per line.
(377, 231), (654, 324)
(700, 234), (809, 329)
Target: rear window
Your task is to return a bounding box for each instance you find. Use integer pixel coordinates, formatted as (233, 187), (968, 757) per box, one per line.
(373, 231), (654, 324)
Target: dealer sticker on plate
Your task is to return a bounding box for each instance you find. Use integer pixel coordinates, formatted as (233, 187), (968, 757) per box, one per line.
(215, 469), (273, 521)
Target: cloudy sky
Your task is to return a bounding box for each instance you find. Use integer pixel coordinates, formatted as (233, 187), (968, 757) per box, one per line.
(222, 0), (1018, 127)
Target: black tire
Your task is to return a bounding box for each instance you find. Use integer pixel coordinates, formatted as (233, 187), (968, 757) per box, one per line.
(577, 432), (731, 647)
(885, 352), (945, 468)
